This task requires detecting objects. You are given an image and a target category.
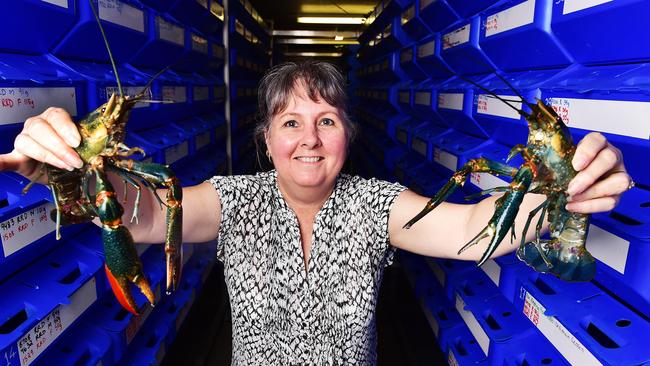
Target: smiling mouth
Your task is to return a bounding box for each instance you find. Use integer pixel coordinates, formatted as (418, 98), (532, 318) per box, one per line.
(295, 156), (323, 163)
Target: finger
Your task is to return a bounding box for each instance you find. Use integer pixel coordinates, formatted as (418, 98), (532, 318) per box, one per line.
(566, 196), (619, 214)
(568, 171), (630, 202)
(40, 107), (80, 147)
(567, 145), (622, 196)
(0, 150), (25, 172)
(24, 117), (83, 169)
(572, 132), (608, 171)
(14, 133), (74, 171)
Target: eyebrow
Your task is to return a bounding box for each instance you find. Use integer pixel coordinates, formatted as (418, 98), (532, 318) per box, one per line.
(278, 110), (340, 119)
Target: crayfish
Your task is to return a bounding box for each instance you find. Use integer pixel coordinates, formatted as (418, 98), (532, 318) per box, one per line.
(22, 1), (183, 314)
(404, 74), (595, 282)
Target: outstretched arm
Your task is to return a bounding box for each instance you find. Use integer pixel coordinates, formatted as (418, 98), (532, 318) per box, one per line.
(387, 132), (631, 261)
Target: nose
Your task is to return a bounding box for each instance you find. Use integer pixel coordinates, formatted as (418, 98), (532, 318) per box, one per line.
(300, 123), (321, 148)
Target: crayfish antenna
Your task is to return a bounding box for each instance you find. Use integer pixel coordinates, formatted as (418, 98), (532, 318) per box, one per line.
(456, 74), (528, 117)
(88, 0), (123, 97)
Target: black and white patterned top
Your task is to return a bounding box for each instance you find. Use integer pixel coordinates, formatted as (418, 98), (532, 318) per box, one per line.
(208, 170), (406, 365)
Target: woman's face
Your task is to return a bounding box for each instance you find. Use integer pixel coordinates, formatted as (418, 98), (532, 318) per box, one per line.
(265, 81), (348, 193)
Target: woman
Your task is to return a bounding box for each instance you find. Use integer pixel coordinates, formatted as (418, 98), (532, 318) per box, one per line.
(0, 61), (632, 365)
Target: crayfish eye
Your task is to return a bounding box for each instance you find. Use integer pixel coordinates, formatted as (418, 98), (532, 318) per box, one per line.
(101, 107), (106, 113)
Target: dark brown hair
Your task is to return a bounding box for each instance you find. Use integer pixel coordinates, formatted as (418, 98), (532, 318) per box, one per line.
(255, 61), (357, 146)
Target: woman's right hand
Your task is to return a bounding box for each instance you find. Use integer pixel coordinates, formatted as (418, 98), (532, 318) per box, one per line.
(0, 107), (84, 183)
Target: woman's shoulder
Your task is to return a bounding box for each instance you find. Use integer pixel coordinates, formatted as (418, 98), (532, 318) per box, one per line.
(338, 174), (407, 199)
(207, 170), (275, 197)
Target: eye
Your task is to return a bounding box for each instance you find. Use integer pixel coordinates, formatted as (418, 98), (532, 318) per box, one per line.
(283, 120), (298, 127)
(101, 107), (106, 113)
(320, 118), (334, 126)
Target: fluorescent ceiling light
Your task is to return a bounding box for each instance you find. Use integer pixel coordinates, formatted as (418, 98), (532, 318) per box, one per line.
(300, 4), (375, 13)
(297, 17), (365, 24)
(273, 30), (358, 38)
(283, 52), (343, 57)
(276, 38), (358, 45)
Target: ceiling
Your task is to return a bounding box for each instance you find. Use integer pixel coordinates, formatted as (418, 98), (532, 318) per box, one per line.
(248, 0), (379, 61)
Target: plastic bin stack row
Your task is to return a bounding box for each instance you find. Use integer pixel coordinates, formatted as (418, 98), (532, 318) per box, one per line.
(0, 1), (228, 365)
(351, 0), (650, 364)
(229, 0), (270, 175)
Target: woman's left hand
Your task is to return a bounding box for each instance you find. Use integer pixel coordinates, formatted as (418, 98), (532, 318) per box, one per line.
(565, 132), (632, 213)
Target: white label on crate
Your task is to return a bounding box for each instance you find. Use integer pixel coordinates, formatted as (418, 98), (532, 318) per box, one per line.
(156, 17), (184, 46)
(412, 137), (428, 156)
(402, 6), (415, 24)
(212, 44), (224, 59)
(420, 298), (440, 338)
(98, 0), (144, 33)
(420, 0), (434, 9)
(480, 259), (501, 286)
(546, 97), (650, 140)
(0, 87), (77, 125)
(153, 343), (165, 366)
(438, 93), (464, 111)
(193, 86), (209, 101)
(175, 289), (196, 330)
(443, 24), (470, 50)
(399, 92), (410, 104)
(191, 34), (209, 54)
(41, 0), (68, 8)
(485, 0), (535, 37)
(563, 0), (612, 14)
(1, 203), (56, 257)
(470, 172), (509, 192)
(162, 86), (187, 103)
(17, 278), (97, 366)
(106, 86), (149, 108)
(165, 141), (189, 164)
(415, 92), (431, 106)
(401, 49), (413, 63)
(522, 290), (603, 366)
(196, 131), (212, 150)
(196, 0), (208, 9)
(418, 40), (436, 58)
(477, 94), (522, 119)
(434, 148), (458, 171)
(586, 225), (629, 274)
(455, 293), (489, 356)
(447, 350), (459, 366)
(427, 259), (446, 287)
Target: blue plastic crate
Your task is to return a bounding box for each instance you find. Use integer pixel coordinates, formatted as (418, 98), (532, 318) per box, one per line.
(395, 119), (428, 147)
(0, 173), (60, 282)
(436, 76), (490, 138)
(167, 0), (221, 36)
(0, 282), (63, 366)
(479, 0), (573, 71)
(491, 330), (569, 366)
(0, 1), (76, 55)
(426, 257), (478, 301)
(551, 0), (650, 66)
(397, 88), (413, 115)
(441, 16), (496, 75)
(0, 53), (86, 153)
(430, 130), (492, 174)
(419, 0), (461, 32)
(418, 284), (466, 346)
(128, 13), (186, 70)
(447, 0), (500, 19)
(399, 45), (429, 82)
(394, 152), (427, 186)
(174, 31), (212, 74)
(514, 273), (650, 366)
(464, 142), (523, 195)
(537, 63), (650, 187)
(172, 117), (213, 156)
(442, 325), (489, 366)
(153, 69), (192, 123)
(416, 35), (454, 79)
(587, 185), (650, 316)
(411, 125), (453, 162)
(469, 68), (570, 147)
(53, 0), (148, 64)
(116, 323), (167, 366)
(358, 0), (411, 53)
(412, 88), (441, 121)
(400, 2), (432, 41)
(128, 124), (190, 166)
(60, 60), (156, 131)
(32, 322), (114, 366)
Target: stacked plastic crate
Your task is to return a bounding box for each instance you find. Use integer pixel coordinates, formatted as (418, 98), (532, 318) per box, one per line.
(352, 0), (650, 365)
(0, 1), (225, 365)
(229, 0), (270, 175)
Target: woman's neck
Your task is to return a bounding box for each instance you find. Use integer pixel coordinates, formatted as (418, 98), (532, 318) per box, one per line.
(277, 176), (335, 214)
